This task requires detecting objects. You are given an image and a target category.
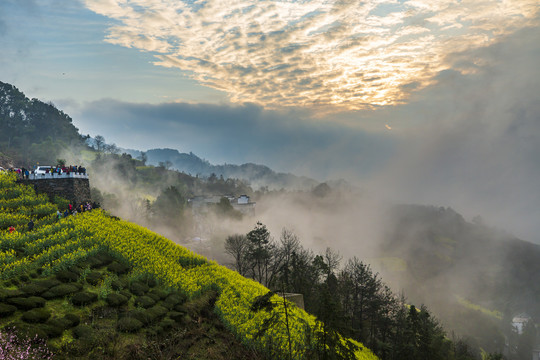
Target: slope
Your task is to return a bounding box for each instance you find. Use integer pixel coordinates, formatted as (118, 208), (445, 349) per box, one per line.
(377, 204), (540, 354)
(0, 172), (377, 360)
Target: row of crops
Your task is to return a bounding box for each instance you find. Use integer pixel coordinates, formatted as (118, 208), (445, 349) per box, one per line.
(0, 172), (377, 360)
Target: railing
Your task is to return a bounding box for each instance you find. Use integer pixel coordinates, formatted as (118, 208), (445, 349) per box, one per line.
(26, 172), (89, 180)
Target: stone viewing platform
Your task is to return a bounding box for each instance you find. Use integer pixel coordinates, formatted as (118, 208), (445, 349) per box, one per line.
(17, 176), (91, 206)
(27, 172), (89, 180)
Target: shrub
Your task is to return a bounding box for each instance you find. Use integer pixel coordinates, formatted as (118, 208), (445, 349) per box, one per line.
(85, 271), (102, 286)
(7, 296), (46, 310)
(41, 283), (81, 299)
(19, 283), (48, 296)
(6, 322), (49, 341)
(105, 293), (128, 307)
(0, 303), (17, 317)
(168, 311), (185, 323)
(159, 318), (175, 331)
(110, 278), (127, 290)
(135, 295), (156, 309)
(129, 281), (149, 296)
(146, 292), (161, 302)
(162, 293), (186, 310)
(34, 278), (62, 289)
(72, 324), (93, 339)
(124, 309), (150, 325)
(146, 305), (168, 323)
(55, 270), (79, 283)
(67, 265), (84, 275)
(148, 288), (168, 300)
(62, 313), (80, 328)
(117, 317), (143, 333)
(0, 288), (24, 301)
(71, 291), (98, 306)
(95, 252), (115, 266)
(108, 261), (130, 275)
(119, 289), (132, 299)
(22, 308), (51, 323)
(41, 322), (65, 338)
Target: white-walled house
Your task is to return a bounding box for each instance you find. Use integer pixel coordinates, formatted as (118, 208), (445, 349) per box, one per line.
(237, 195), (250, 204)
(512, 313), (531, 335)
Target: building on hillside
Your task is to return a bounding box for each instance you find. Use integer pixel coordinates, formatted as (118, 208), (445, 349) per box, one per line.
(188, 194), (256, 216)
(237, 195), (249, 204)
(512, 313), (531, 335)
(232, 195), (255, 216)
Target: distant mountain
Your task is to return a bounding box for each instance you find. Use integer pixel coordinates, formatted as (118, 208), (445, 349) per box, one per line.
(127, 148), (319, 190)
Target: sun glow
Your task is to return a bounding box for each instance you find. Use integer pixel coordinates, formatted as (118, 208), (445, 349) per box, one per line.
(85, 0), (539, 111)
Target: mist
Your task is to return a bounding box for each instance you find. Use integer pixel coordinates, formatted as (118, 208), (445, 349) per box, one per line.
(50, 23), (540, 358)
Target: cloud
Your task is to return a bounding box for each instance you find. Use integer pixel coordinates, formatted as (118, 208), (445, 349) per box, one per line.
(84, 0), (539, 111)
(75, 99), (396, 180)
(366, 25), (540, 241)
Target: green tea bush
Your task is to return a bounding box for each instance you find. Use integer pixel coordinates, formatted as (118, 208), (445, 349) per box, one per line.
(71, 291), (98, 306)
(105, 293), (128, 307)
(41, 283), (81, 299)
(129, 281), (149, 296)
(7, 296), (46, 310)
(0, 303), (17, 317)
(21, 308), (51, 323)
(117, 317), (143, 333)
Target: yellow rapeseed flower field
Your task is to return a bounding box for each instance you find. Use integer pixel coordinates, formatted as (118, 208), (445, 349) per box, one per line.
(0, 172), (378, 360)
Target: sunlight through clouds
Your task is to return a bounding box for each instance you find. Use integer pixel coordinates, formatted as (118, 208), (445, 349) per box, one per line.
(84, 0), (539, 110)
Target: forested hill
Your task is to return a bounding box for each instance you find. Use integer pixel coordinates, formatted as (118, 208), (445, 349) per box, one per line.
(0, 81), (86, 166)
(132, 148), (319, 190)
(378, 204), (540, 355)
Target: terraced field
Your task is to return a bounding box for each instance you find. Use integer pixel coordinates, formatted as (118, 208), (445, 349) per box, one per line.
(0, 173), (377, 360)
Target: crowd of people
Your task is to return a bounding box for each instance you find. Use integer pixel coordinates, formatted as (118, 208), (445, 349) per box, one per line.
(56, 201), (99, 219)
(39, 165), (87, 176)
(4, 164), (88, 180)
(6, 201), (100, 234)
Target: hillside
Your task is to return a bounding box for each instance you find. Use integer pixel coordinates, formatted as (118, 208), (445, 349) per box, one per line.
(0, 81), (86, 166)
(0, 172), (377, 360)
(377, 204), (540, 355)
(130, 148), (319, 190)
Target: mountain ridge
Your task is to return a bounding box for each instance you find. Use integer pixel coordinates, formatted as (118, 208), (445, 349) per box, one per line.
(126, 147), (320, 190)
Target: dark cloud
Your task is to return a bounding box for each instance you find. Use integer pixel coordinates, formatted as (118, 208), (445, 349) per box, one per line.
(76, 99), (396, 180)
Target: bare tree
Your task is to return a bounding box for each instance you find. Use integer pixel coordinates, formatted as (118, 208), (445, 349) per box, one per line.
(94, 135), (105, 153)
(225, 234), (250, 276)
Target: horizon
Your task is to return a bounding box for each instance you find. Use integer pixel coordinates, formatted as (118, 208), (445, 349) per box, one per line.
(1, 0), (539, 242)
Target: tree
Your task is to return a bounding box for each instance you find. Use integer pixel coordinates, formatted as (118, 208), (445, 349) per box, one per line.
(246, 222), (275, 286)
(275, 228), (301, 292)
(105, 143), (119, 154)
(214, 197), (242, 219)
(94, 135), (105, 153)
(153, 186), (186, 222)
(138, 151), (147, 166)
(225, 234), (250, 276)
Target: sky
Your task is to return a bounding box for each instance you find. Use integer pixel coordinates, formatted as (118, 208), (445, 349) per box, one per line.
(1, 0), (540, 241)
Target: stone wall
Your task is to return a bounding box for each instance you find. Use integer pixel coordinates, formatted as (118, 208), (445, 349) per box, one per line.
(17, 178), (91, 206)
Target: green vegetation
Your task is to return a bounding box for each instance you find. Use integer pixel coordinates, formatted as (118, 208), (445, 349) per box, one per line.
(0, 172), (377, 359)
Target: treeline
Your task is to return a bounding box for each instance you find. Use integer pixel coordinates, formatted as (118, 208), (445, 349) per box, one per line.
(0, 81), (87, 165)
(226, 222), (504, 360)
